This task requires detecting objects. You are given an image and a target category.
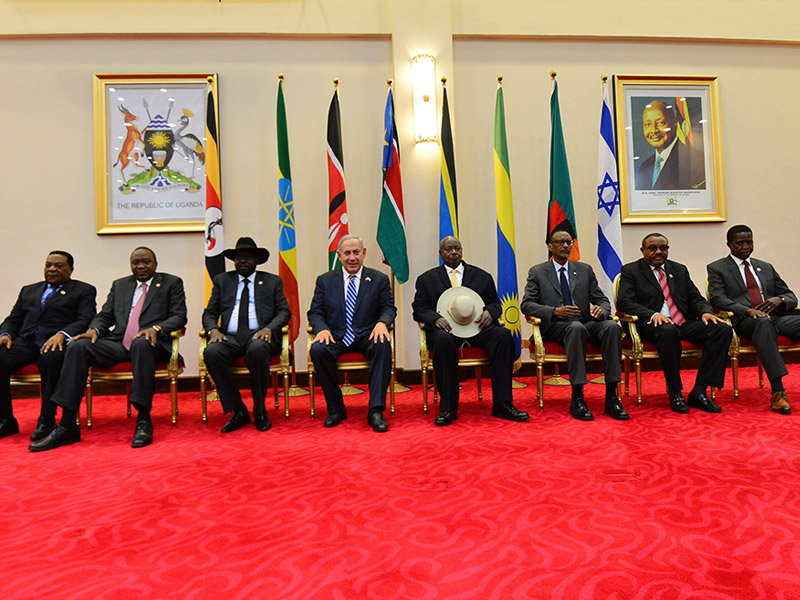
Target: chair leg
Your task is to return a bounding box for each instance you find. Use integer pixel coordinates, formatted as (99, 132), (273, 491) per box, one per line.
(283, 370), (290, 420)
(272, 371), (279, 410)
(309, 371), (315, 419)
(537, 363), (544, 410)
(624, 357), (630, 396)
(433, 378), (438, 405)
(170, 377), (178, 426)
(635, 360), (642, 406)
(389, 369), (396, 415)
(86, 378), (93, 430)
(126, 382), (132, 418)
(475, 366), (483, 402)
(732, 355), (739, 399)
(422, 366), (428, 414)
(757, 358), (764, 388)
(200, 374), (207, 424)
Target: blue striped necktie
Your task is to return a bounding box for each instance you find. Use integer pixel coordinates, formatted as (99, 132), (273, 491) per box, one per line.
(41, 285), (56, 308)
(342, 274), (357, 346)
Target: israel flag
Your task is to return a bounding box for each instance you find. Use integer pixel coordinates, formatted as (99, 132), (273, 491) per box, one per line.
(596, 80), (623, 307)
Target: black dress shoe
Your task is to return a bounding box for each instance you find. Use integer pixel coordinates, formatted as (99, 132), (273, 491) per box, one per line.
(434, 411), (458, 426)
(28, 425), (80, 452)
(604, 397), (630, 420)
(491, 402), (530, 422)
(324, 409), (347, 428)
(0, 415), (20, 439)
(687, 391), (722, 413)
(669, 393), (690, 413)
(30, 415), (56, 442)
(254, 409), (272, 432)
(569, 398), (594, 421)
(367, 410), (388, 432)
(221, 410), (250, 433)
(131, 421), (154, 448)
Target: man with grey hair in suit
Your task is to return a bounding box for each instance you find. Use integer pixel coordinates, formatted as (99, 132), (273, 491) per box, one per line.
(521, 228), (627, 421)
(30, 247), (187, 451)
(707, 224), (800, 414)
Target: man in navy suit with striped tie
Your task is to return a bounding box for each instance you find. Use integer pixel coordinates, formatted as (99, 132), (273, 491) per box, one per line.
(307, 235), (396, 432)
(0, 251), (96, 441)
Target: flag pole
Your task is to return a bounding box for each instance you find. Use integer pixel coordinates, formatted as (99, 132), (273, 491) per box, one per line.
(390, 271), (411, 393)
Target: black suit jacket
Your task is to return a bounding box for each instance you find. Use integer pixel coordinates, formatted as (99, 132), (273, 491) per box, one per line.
(707, 255), (798, 325)
(307, 267), (396, 340)
(520, 260), (611, 330)
(411, 262), (502, 329)
(202, 270), (291, 341)
(635, 140), (706, 190)
(90, 272), (187, 355)
(0, 279), (96, 343)
(617, 258), (712, 323)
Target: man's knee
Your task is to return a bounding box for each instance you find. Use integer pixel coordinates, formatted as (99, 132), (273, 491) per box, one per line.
(245, 340), (271, 363)
(38, 348), (65, 369)
(563, 321), (589, 342)
(654, 323), (680, 342)
(309, 342), (330, 364)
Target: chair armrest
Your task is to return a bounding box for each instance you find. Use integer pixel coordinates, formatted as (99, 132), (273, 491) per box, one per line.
(168, 327), (185, 371)
(524, 315), (544, 361)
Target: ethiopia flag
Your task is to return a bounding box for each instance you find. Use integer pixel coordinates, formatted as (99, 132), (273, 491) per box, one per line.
(277, 76), (299, 343)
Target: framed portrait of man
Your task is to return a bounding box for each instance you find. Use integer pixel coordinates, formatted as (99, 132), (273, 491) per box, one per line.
(614, 75), (726, 223)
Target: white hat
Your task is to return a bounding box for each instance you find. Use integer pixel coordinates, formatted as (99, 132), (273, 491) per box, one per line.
(436, 286), (485, 338)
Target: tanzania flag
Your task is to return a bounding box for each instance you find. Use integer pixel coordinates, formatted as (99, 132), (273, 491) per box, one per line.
(327, 85), (349, 270)
(204, 81), (224, 301)
(548, 78), (580, 260)
(277, 76), (299, 343)
(377, 86), (409, 284)
(439, 82), (458, 254)
(493, 79), (522, 368)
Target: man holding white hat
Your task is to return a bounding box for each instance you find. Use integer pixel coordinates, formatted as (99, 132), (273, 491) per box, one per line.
(412, 236), (529, 426)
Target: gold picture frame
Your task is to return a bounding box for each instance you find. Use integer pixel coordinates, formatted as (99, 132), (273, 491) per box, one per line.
(93, 73), (218, 234)
(614, 75), (725, 223)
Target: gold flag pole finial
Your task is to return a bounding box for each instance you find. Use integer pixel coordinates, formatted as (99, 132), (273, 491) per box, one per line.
(387, 78), (393, 87)
(601, 74), (608, 84)
(333, 77), (339, 89)
(550, 71), (557, 80)
(206, 75), (214, 84)
(496, 75), (503, 84)
(441, 76), (447, 87)
(278, 73), (285, 81)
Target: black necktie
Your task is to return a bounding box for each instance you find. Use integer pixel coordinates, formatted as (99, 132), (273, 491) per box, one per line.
(559, 267), (573, 306)
(237, 279), (250, 345)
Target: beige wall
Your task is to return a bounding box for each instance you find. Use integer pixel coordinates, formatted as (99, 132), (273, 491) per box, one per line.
(2, 0), (799, 377)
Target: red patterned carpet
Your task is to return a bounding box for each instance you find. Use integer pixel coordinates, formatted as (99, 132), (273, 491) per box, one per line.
(2, 365), (800, 600)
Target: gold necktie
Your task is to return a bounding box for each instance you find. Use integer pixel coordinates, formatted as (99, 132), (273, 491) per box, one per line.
(450, 269), (459, 287)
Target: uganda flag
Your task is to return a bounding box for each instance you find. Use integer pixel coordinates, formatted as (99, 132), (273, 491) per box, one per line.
(204, 79), (224, 301)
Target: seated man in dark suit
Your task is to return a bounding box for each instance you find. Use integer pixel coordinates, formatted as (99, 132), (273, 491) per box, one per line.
(29, 247), (187, 451)
(707, 224), (800, 414)
(521, 229), (627, 421)
(617, 233), (732, 413)
(411, 236), (529, 426)
(0, 251), (96, 441)
(308, 235), (396, 432)
(202, 237), (291, 433)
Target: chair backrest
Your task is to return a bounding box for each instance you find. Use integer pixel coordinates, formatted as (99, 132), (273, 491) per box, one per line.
(612, 273), (621, 305)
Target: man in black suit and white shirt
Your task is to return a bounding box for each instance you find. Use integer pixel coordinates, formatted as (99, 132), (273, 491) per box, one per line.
(521, 229), (627, 421)
(0, 251), (96, 441)
(30, 247), (187, 451)
(707, 224), (800, 414)
(307, 235), (396, 432)
(617, 233), (732, 413)
(411, 236), (529, 426)
(202, 237), (291, 433)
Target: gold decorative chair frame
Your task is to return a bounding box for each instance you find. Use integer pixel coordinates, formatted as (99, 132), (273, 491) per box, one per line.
(84, 329), (185, 429)
(198, 325), (290, 422)
(307, 325), (396, 419)
(525, 315), (620, 410)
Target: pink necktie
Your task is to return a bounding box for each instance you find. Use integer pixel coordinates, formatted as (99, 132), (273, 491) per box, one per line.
(655, 267), (686, 326)
(123, 283), (147, 350)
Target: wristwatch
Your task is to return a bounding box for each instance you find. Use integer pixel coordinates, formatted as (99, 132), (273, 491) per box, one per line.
(151, 325), (163, 335)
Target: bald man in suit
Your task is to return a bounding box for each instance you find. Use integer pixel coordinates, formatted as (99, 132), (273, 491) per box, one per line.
(30, 247), (187, 451)
(0, 251), (96, 441)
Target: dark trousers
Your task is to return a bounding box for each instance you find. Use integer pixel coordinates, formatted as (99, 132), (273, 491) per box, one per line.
(309, 335), (392, 415)
(427, 325), (514, 413)
(203, 336), (279, 413)
(736, 314), (800, 382)
(0, 337), (65, 418)
(640, 319), (733, 392)
(543, 319), (622, 385)
(52, 337), (169, 412)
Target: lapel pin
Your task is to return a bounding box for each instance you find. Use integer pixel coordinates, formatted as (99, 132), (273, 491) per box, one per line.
(60, 290), (66, 295)
(669, 274), (674, 278)
(365, 276), (372, 282)
(258, 280), (264, 285)
(756, 267), (762, 272)
(155, 283), (161, 288)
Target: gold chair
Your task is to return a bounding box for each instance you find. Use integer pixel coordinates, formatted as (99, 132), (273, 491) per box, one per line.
(198, 325), (290, 422)
(84, 329), (185, 429)
(307, 325), (396, 419)
(613, 274), (705, 405)
(419, 322), (497, 414)
(525, 315), (620, 410)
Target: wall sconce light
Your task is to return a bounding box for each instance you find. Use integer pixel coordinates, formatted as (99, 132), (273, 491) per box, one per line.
(411, 54), (438, 143)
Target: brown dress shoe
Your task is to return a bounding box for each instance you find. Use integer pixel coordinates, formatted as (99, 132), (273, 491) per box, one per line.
(771, 391), (791, 415)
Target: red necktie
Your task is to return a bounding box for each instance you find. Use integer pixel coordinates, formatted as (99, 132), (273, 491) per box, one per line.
(743, 261), (763, 308)
(123, 283), (147, 350)
(655, 267), (686, 326)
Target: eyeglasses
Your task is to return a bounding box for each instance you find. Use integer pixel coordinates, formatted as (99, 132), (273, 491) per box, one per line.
(645, 245), (669, 252)
(550, 239), (574, 246)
